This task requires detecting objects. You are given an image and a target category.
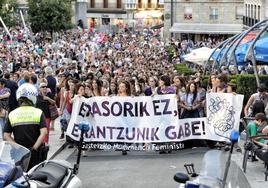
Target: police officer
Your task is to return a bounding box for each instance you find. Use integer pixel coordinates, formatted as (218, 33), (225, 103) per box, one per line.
(3, 83), (47, 171)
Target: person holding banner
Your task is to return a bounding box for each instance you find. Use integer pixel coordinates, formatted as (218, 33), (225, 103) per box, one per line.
(207, 74), (217, 93)
(59, 78), (75, 139)
(180, 82), (201, 119)
(154, 75), (176, 154)
(117, 80), (132, 155)
(144, 77), (158, 96)
(91, 78), (103, 97)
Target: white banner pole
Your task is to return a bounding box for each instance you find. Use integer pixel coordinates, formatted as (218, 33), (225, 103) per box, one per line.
(20, 10), (27, 30)
(0, 16), (12, 40)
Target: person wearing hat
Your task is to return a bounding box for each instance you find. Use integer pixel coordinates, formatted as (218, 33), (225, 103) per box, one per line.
(3, 83), (47, 170)
(244, 84), (268, 117)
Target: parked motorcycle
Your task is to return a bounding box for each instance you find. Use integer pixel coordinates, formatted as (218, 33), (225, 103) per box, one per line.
(173, 130), (239, 188)
(0, 121), (90, 188)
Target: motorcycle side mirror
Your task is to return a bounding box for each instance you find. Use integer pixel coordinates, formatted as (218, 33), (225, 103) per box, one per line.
(230, 130), (239, 143)
(173, 172), (190, 184)
(79, 121), (91, 132)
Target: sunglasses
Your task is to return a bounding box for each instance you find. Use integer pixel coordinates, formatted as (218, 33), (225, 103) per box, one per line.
(40, 86), (47, 88)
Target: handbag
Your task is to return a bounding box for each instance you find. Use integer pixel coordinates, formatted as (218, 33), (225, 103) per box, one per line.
(49, 104), (59, 120)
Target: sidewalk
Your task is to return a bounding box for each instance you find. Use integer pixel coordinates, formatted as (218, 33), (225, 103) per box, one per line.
(47, 117), (67, 159)
(231, 132), (268, 188)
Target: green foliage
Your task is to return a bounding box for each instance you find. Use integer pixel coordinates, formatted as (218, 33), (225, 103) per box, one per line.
(27, 0), (72, 33)
(166, 45), (175, 63)
(0, 0), (17, 27)
(174, 64), (195, 75)
(235, 75), (268, 102)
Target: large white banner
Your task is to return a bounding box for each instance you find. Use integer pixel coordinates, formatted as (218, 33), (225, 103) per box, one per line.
(67, 94), (179, 143)
(66, 93), (244, 144)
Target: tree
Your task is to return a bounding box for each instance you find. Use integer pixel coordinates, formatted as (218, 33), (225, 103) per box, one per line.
(27, 0), (73, 34)
(0, 0), (17, 27)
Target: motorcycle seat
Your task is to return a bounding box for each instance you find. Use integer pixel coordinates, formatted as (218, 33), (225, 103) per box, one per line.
(30, 161), (68, 188)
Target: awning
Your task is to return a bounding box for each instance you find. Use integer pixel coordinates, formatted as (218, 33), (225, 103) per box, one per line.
(169, 23), (243, 34)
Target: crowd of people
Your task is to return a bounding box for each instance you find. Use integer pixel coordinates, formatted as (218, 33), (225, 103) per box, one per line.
(1, 26), (267, 158)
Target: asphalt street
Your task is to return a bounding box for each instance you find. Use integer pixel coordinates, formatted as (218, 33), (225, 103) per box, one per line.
(66, 147), (209, 188)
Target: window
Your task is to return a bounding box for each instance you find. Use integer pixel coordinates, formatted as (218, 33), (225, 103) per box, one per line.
(138, 0), (142, 8)
(258, 5), (260, 20)
(184, 6), (192, 20)
(148, 0), (152, 8)
(117, 0), (122, 8)
(236, 6), (243, 20)
(210, 7), (218, 20)
(90, 0), (95, 8)
(157, 0), (164, 8)
(103, 0), (108, 8)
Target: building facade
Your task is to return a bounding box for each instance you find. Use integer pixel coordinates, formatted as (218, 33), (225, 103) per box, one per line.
(86, 0), (164, 32)
(164, 0), (244, 40)
(134, 0), (164, 29)
(243, 0), (268, 28)
(86, 0), (127, 32)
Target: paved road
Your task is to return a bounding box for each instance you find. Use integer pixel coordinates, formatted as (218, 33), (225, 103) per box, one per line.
(66, 148), (209, 188)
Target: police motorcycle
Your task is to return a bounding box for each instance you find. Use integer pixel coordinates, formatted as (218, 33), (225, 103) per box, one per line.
(0, 122), (90, 188)
(173, 130), (239, 188)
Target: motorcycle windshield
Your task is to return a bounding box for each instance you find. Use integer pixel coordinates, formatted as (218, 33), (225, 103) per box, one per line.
(0, 142), (30, 171)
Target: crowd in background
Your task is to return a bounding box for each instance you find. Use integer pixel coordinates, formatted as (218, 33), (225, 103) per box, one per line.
(0, 27), (263, 148)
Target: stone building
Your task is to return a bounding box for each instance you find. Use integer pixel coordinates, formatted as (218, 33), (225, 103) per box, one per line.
(164, 0), (244, 41)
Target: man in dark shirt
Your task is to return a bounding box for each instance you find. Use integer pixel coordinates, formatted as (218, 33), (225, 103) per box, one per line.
(4, 83), (47, 170)
(4, 73), (18, 111)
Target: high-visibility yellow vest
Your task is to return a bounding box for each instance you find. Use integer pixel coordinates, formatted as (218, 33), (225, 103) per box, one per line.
(9, 106), (42, 127)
